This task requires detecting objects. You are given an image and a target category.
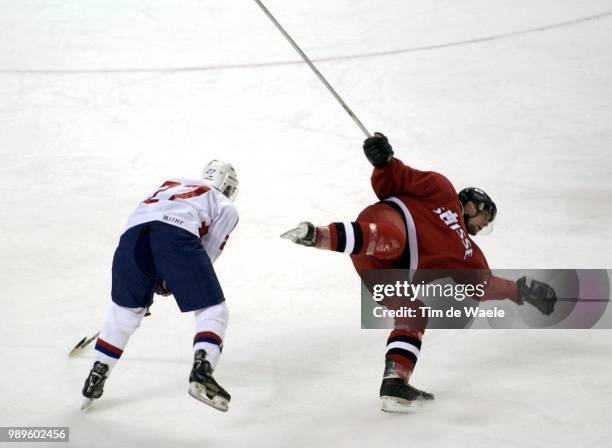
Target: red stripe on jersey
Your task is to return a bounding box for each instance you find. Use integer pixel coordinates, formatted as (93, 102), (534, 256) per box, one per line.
(143, 180), (181, 203)
(169, 185), (210, 201)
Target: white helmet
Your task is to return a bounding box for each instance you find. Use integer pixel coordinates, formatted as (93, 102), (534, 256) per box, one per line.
(201, 160), (239, 201)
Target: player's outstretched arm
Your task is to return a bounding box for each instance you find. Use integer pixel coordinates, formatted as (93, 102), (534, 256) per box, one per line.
(470, 274), (557, 316)
(365, 132), (411, 199)
(365, 133), (452, 200)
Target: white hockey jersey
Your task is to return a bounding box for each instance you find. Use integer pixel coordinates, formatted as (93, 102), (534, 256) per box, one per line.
(124, 178), (239, 263)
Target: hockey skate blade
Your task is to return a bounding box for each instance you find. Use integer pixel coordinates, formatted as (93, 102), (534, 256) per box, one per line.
(81, 398), (95, 410)
(381, 396), (429, 413)
(280, 223), (309, 242)
(188, 382), (229, 412)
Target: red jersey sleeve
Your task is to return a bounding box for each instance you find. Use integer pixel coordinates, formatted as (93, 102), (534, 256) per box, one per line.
(479, 276), (521, 304)
(463, 247), (521, 304)
(371, 158), (456, 201)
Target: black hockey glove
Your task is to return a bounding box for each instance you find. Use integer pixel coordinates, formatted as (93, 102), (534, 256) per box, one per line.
(363, 132), (394, 168)
(516, 276), (557, 316)
(153, 278), (172, 297)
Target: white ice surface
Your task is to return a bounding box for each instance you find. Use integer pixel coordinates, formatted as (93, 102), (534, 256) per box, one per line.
(1, 1), (612, 447)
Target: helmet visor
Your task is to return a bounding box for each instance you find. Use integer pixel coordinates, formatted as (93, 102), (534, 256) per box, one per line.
(478, 219), (494, 235)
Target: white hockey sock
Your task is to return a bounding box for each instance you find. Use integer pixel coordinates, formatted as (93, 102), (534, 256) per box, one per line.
(92, 302), (147, 371)
(193, 302), (229, 370)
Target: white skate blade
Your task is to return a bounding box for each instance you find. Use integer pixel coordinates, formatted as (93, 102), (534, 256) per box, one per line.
(81, 398), (95, 410)
(280, 223), (309, 242)
(188, 382), (229, 412)
(380, 396), (429, 413)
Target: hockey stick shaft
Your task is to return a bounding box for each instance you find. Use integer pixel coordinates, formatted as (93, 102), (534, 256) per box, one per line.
(253, 0), (371, 138)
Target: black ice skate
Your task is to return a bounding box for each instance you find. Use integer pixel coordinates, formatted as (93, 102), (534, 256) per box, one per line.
(280, 222), (317, 246)
(380, 378), (434, 413)
(81, 361), (109, 410)
(188, 350), (231, 412)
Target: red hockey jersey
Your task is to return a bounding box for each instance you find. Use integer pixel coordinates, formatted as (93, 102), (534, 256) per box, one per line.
(371, 158), (519, 303)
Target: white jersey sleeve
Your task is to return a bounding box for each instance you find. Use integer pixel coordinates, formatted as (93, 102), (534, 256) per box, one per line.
(201, 200), (239, 264)
(124, 178), (239, 262)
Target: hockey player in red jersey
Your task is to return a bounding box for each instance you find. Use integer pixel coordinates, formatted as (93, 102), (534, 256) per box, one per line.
(282, 133), (557, 412)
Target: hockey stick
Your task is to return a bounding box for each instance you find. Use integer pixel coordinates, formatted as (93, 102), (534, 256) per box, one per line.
(69, 331), (100, 357)
(252, 0), (372, 138)
(68, 306), (154, 357)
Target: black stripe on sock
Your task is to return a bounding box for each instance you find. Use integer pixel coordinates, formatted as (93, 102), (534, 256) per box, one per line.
(387, 335), (422, 350)
(334, 222), (346, 253)
(386, 347), (418, 365)
(351, 222), (363, 255)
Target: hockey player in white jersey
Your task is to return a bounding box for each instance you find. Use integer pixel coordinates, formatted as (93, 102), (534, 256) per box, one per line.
(81, 160), (239, 412)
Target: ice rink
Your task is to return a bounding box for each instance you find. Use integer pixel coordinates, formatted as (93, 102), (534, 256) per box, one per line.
(1, 0), (612, 446)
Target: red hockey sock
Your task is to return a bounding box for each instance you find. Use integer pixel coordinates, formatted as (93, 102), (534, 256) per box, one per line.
(384, 329), (423, 381)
